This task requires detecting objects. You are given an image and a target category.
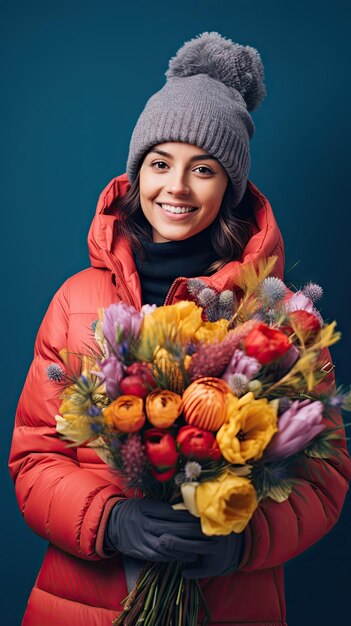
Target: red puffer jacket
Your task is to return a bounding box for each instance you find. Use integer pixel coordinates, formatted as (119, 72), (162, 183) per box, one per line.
(9, 174), (351, 626)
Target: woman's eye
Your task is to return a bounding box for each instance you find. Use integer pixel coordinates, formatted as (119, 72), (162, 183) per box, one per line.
(149, 161), (214, 175)
(194, 165), (214, 175)
(151, 160), (169, 170)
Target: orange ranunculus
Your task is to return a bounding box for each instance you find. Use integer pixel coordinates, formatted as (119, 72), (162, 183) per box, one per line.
(195, 470), (258, 535)
(244, 322), (291, 364)
(181, 377), (234, 431)
(146, 389), (182, 428)
(217, 392), (278, 464)
(103, 395), (145, 433)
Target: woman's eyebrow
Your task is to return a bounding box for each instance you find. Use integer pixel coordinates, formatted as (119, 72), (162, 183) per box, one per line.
(149, 149), (218, 162)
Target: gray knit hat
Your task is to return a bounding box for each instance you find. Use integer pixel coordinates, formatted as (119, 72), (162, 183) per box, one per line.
(126, 32), (266, 207)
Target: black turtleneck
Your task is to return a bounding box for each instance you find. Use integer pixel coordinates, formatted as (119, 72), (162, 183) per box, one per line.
(133, 225), (219, 306)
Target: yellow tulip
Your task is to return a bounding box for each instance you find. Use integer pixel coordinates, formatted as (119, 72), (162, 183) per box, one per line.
(59, 386), (90, 417)
(217, 395), (278, 464)
(196, 471), (258, 535)
(139, 301), (203, 359)
(194, 319), (229, 344)
(55, 414), (94, 445)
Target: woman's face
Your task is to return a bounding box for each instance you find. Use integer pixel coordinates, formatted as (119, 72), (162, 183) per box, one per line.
(139, 142), (228, 243)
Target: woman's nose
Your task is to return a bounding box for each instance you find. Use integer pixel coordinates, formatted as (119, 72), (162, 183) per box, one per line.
(165, 171), (190, 195)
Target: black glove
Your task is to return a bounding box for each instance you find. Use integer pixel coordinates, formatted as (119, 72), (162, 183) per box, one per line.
(181, 532), (244, 579)
(105, 498), (216, 562)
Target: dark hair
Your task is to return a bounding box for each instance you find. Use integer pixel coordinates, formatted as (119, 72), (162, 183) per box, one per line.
(114, 170), (254, 274)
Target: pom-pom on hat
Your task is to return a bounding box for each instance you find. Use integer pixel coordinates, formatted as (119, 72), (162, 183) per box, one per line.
(126, 32), (266, 208)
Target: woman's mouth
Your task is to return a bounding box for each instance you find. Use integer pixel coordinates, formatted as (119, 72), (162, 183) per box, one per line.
(157, 203), (198, 215)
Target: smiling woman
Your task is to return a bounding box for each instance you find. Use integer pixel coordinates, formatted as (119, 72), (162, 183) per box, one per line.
(115, 141), (255, 294)
(139, 142), (228, 242)
(8, 30), (350, 626)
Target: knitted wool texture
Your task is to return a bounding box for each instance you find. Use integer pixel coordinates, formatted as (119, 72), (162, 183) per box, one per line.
(127, 31), (266, 208)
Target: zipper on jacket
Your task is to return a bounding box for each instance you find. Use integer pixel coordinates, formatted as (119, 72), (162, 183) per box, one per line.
(164, 275), (212, 306)
(163, 277), (188, 305)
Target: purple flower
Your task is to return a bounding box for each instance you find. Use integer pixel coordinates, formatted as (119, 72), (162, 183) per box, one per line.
(265, 399), (324, 460)
(185, 341), (198, 356)
(223, 349), (261, 381)
(91, 422), (104, 434)
(102, 303), (143, 353)
(96, 355), (124, 400)
(88, 405), (102, 417)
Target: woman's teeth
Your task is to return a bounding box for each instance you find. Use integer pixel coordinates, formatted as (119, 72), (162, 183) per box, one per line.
(160, 203), (197, 214)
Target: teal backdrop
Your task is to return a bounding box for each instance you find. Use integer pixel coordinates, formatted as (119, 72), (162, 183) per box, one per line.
(2, 1), (350, 624)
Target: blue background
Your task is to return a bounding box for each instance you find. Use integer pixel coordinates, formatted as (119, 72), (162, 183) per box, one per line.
(1, 1), (350, 624)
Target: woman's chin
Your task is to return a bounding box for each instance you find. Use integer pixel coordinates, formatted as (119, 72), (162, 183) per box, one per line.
(152, 226), (198, 243)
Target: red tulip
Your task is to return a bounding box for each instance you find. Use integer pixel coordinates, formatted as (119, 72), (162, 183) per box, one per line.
(244, 322), (291, 365)
(144, 429), (179, 482)
(177, 425), (221, 461)
(283, 310), (321, 343)
(120, 363), (156, 398)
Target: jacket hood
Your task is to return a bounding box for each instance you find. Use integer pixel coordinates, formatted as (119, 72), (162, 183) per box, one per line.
(88, 173), (285, 305)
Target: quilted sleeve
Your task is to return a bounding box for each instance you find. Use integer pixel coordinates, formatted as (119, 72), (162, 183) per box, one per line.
(8, 281), (124, 561)
(239, 347), (351, 571)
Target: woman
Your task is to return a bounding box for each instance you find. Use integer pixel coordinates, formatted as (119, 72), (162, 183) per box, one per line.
(9, 32), (351, 626)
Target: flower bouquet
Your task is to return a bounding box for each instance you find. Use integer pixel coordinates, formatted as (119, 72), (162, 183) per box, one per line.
(49, 256), (350, 626)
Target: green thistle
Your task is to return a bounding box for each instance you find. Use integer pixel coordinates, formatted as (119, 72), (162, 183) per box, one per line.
(251, 459), (296, 502)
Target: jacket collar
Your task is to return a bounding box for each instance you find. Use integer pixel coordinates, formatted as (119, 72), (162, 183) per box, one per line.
(88, 173), (285, 309)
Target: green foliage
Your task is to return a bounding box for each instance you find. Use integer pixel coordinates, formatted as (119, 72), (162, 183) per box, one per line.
(251, 458), (296, 502)
(305, 429), (343, 459)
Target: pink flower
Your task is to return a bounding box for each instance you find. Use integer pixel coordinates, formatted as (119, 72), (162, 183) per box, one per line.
(265, 399), (324, 459)
(285, 291), (315, 313)
(284, 291), (324, 335)
(285, 291), (324, 326)
(223, 348), (261, 381)
(141, 304), (157, 316)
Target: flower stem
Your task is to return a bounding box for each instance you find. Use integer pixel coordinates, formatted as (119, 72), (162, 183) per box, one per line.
(113, 563), (210, 626)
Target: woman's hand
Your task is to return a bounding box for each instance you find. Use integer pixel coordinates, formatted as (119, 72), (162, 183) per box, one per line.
(105, 498), (214, 562)
(181, 532), (243, 579)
